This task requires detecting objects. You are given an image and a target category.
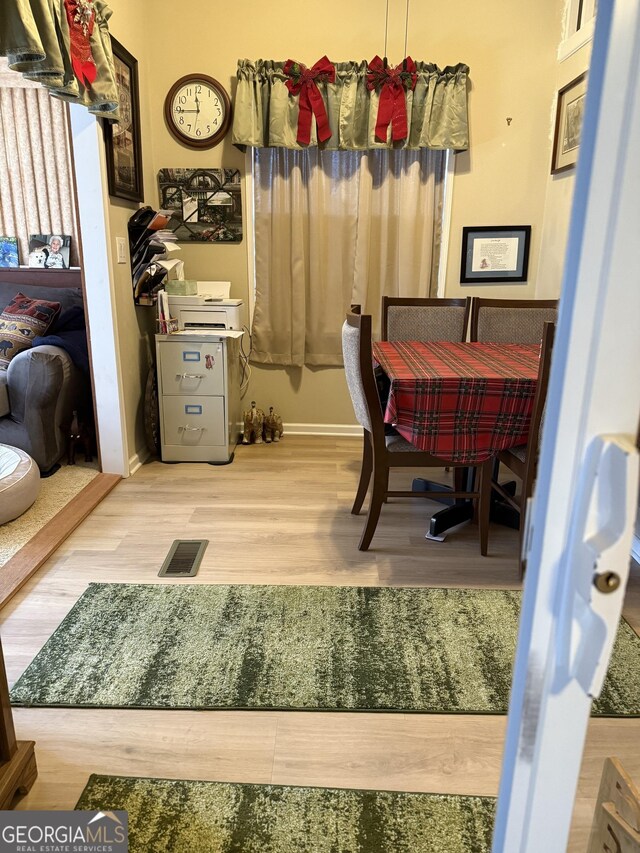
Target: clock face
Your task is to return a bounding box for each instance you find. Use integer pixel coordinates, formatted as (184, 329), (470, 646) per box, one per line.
(164, 75), (232, 149)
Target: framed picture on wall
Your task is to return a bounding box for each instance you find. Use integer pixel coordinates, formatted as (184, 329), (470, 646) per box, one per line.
(460, 226), (531, 284)
(551, 73), (587, 174)
(157, 168), (243, 242)
(103, 37), (144, 203)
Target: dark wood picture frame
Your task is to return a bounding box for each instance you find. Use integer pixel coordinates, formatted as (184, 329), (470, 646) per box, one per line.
(103, 37), (144, 203)
(460, 226), (532, 284)
(551, 72), (587, 174)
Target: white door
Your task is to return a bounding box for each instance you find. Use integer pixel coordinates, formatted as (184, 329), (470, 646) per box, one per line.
(492, 0), (640, 849)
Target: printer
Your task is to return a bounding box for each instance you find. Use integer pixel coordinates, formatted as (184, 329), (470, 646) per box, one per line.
(167, 281), (244, 331)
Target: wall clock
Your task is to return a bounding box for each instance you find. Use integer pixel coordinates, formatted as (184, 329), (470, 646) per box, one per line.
(164, 74), (232, 149)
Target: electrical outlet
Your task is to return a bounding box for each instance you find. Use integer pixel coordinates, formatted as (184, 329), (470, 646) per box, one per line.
(116, 237), (127, 264)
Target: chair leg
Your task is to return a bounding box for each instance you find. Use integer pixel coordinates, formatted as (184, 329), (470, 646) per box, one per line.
(478, 461), (492, 556)
(351, 430), (373, 515)
(517, 496), (526, 579)
(518, 471), (535, 578)
(518, 549), (527, 581)
(358, 464), (388, 551)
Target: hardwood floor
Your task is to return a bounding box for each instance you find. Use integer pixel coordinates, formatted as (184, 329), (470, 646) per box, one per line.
(0, 473), (121, 609)
(0, 436), (638, 850)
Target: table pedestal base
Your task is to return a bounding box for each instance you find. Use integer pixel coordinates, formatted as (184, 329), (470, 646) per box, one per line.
(412, 476), (520, 537)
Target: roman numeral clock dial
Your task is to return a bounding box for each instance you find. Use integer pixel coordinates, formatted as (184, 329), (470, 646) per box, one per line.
(164, 74), (232, 149)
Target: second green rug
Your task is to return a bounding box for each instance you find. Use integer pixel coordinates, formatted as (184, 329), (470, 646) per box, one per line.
(77, 774), (495, 853)
(10, 583), (640, 715)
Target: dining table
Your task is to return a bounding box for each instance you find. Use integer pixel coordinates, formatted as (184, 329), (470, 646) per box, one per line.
(372, 339), (541, 536)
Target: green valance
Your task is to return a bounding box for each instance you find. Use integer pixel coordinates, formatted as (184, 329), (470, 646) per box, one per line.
(0, 0), (119, 117)
(232, 58), (470, 151)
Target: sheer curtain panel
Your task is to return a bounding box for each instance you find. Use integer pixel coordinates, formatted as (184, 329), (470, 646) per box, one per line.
(251, 147), (446, 366)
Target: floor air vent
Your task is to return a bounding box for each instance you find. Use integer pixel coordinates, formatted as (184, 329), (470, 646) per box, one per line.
(158, 540), (208, 578)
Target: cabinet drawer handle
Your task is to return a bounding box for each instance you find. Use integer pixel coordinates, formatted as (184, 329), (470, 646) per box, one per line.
(178, 373), (205, 380)
(179, 425), (206, 433)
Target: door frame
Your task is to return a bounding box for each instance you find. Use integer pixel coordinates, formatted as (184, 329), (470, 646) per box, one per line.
(68, 104), (129, 477)
(492, 0), (640, 848)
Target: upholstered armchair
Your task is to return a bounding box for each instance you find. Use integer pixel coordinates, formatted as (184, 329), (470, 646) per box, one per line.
(0, 283), (85, 473)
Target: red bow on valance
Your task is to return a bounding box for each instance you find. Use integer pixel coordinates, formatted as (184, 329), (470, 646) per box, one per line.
(367, 56), (417, 142)
(284, 56), (336, 145)
(64, 0), (97, 86)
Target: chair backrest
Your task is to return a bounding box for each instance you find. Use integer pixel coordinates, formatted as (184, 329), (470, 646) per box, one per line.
(342, 312), (385, 440)
(527, 321), (556, 461)
(470, 298), (558, 344)
(587, 758), (640, 853)
(382, 297), (471, 342)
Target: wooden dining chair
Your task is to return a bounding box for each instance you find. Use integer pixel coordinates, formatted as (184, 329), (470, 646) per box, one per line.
(342, 310), (492, 552)
(381, 296), (472, 342)
(587, 758), (640, 853)
(470, 297), (558, 344)
(492, 321), (556, 574)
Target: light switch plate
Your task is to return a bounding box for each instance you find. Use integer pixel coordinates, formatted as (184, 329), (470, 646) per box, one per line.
(116, 237), (127, 264)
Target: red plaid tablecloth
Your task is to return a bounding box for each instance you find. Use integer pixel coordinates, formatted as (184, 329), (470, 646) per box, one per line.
(373, 340), (540, 463)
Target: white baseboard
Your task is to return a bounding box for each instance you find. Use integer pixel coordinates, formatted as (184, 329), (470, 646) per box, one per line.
(128, 448), (151, 477)
(285, 423), (361, 437)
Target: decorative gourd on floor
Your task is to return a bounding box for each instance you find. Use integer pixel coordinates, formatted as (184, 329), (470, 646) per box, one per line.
(264, 407), (284, 443)
(242, 402), (264, 444)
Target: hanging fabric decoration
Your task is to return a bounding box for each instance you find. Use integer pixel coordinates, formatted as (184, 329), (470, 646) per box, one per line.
(284, 56), (336, 145)
(233, 59), (470, 151)
(64, 0), (98, 86)
(367, 56), (417, 142)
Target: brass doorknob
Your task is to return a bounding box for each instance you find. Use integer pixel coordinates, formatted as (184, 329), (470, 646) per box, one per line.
(593, 572), (621, 593)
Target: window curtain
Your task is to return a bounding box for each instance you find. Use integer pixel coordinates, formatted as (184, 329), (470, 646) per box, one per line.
(0, 70), (79, 265)
(0, 1), (119, 117)
(252, 147), (446, 366)
(233, 59), (469, 151)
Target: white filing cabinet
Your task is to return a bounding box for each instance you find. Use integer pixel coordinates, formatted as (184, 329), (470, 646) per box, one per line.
(155, 331), (242, 463)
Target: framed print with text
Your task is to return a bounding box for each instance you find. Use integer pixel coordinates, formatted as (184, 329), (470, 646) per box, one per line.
(460, 226), (531, 284)
(103, 37), (144, 203)
(551, 73), (587, 174)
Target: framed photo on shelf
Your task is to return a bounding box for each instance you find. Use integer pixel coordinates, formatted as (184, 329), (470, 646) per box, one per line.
(103, 37), (144, 203)
(0, 237), (19, 268)
(551, 72), (587, 174)
(460, 226), (531, 284)
(28, 234), (72, 269)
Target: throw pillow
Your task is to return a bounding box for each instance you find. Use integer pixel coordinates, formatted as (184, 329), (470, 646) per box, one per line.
(0, 292), (61, 369)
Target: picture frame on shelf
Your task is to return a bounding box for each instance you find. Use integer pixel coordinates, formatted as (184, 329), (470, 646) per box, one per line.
(103, 37), (144, 203)
(460, 226), (531, 284)
(0, 237), (19, 268)
(551, 72), (587, 174)
(28, 234), (72, 270)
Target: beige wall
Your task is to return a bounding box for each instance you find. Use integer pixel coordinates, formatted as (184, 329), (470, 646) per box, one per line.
(536, 42), (592, 298)
(440, 4), (562, 300)
(104, 0), (571, 440)
(95, 0), (158, 467)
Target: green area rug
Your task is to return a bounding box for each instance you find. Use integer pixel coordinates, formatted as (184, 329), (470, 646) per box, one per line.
(76, 775), (496, 853)
(10, 583), (640, 715)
